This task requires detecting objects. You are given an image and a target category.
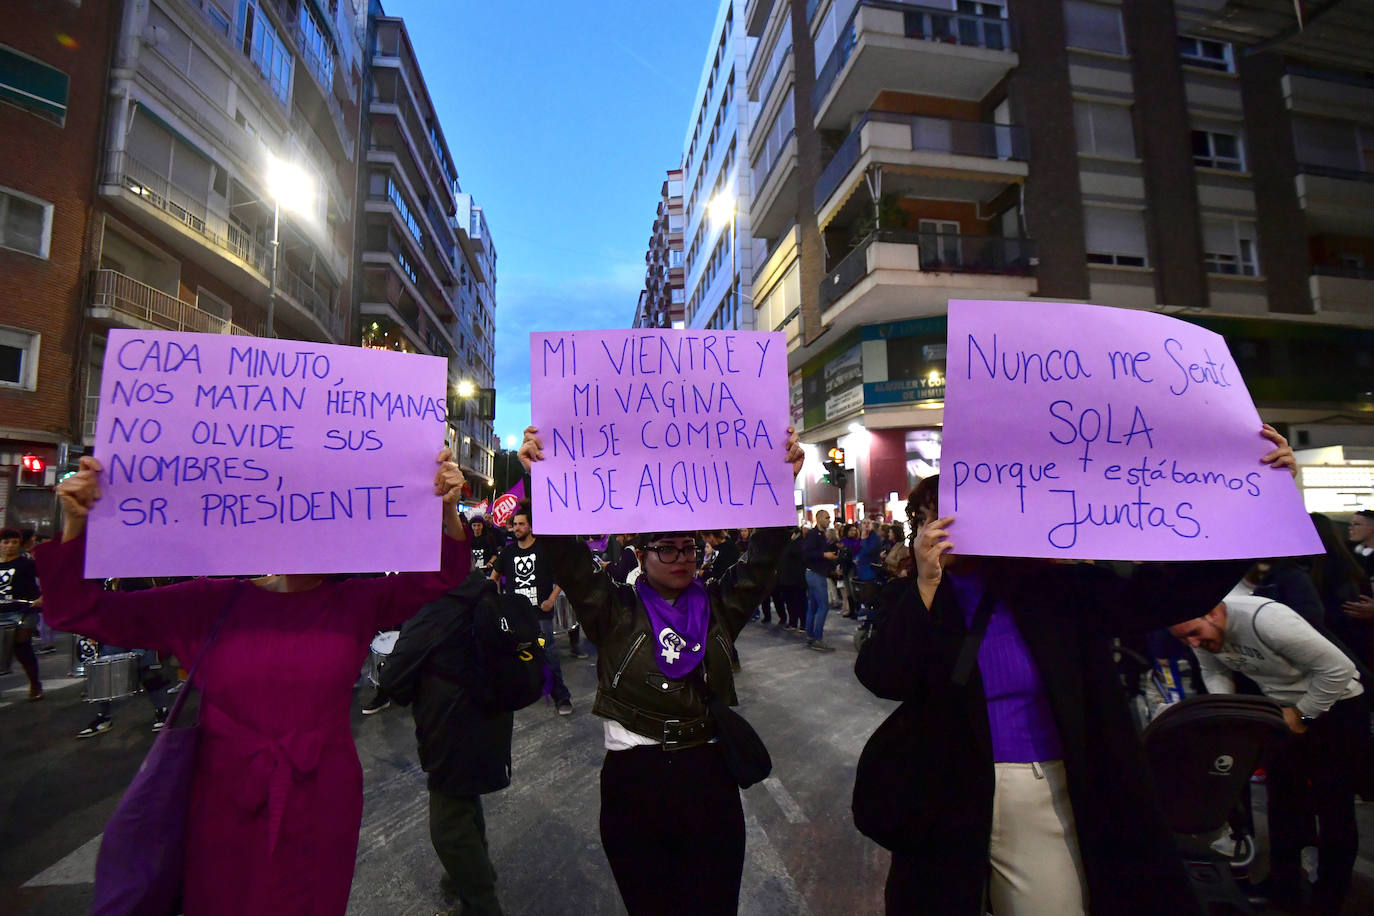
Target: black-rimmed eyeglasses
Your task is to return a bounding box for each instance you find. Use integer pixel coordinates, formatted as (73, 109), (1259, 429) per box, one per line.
(646, 543), (698, 563)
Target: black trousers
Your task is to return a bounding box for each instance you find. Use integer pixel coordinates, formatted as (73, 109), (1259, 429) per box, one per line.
(429, 791), (502, 916)
(600, 742), (745, 915)
(1266, 695), (1366, 914)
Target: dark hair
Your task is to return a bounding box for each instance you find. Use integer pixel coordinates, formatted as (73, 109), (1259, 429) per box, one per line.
(0, 527), (20, 541)
(633, 531), (695, 548)
(1357, 509), (1374, 522)
(1309, 513), (1370, 600)
(512, 501), (531, 524)
(907, 474), (939, 528)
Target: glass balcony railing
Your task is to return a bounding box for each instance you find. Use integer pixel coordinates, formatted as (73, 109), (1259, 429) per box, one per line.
(814, 1), (1013, 111)
(815, 111), (1028, 209)
(820, 231), (1036, 309)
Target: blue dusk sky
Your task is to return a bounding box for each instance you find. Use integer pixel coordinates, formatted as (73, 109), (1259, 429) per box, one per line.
(383, 0), (721, 448)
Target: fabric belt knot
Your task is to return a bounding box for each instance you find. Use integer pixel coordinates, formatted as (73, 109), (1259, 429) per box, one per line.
(204, 704), (332, 855)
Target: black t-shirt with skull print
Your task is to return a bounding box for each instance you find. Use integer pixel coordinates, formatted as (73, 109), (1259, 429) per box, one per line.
(496, 539), (555, 616)
(0, 555), (40, 611)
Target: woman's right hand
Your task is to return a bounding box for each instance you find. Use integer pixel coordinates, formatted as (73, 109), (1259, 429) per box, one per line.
(55, 456), (103, 541)
(518, 425), (543, 473)
(913, 515), (954, 607)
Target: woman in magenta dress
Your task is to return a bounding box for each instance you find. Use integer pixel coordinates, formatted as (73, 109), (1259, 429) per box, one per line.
(36, 450), (471, 915)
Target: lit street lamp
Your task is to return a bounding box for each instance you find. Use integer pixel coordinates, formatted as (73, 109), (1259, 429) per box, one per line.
(709, 191), (737, 330)
(264, 154), (315, 338)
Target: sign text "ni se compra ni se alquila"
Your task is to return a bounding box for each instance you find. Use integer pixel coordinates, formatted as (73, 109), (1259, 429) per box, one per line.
(528, 329), (795, 534)
(86, 329), (449, 578)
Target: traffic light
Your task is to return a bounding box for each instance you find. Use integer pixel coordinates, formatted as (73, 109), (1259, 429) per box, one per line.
(822, 456), (848, 489)
(19, 454), (45, 486)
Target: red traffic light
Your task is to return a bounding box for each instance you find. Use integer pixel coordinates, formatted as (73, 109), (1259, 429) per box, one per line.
(21, 454), (45, 473)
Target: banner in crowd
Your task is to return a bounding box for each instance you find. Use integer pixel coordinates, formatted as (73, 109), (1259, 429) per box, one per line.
(939, 300), (1320, 560)
(528, 329), (793, 533)
(489, 479), (526, 526)
(86, 330), (448, 576)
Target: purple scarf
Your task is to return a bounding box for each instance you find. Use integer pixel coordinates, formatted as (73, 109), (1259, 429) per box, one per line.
(636, 578), (711, 679)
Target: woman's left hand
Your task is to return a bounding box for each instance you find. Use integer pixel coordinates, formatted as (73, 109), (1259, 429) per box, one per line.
(784, 426), (804, 478)
(1259, 424), (1297, 478)
(433, 448), (466, 504)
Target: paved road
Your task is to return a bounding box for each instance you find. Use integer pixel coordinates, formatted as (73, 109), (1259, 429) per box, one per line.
(3, 620), (1372, 915)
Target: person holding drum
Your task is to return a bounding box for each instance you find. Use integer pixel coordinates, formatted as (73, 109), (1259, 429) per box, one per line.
(37, 449), (470, 916)
(1, 526), (44, 700)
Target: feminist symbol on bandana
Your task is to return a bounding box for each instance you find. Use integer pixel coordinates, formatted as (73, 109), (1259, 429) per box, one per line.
(658, 627), (696, 665)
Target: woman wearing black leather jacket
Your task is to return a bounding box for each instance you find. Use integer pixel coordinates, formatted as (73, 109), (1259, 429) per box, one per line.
(517, 425), (803, 916)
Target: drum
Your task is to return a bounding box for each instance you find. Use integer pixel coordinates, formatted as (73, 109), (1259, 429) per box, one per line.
(84, 652), (143, 702)
(365, 630), (399, 687)
(0, 621), (15, 676)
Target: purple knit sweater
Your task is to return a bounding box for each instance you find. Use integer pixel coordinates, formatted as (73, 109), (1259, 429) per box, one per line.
(948, 572), (1064, 763)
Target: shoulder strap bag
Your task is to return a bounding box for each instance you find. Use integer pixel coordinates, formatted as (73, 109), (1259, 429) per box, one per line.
(852, 580), (997, 852)
(92, 584), (243, 916)
(690, 666), (772, 789)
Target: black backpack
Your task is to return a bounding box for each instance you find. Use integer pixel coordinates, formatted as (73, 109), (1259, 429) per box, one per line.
(464, 582), (548, 713)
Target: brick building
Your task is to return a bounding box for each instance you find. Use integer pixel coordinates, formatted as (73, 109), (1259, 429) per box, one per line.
(0, 0), (118, 535)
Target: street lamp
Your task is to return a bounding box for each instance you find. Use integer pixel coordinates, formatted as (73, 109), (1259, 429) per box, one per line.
(708, 191), (737, 330)
(264, 153), (315, 338)
(455, 379), (477, 399)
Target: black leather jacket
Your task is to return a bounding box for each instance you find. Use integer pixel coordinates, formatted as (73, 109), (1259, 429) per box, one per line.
(546, 527), (787, 749)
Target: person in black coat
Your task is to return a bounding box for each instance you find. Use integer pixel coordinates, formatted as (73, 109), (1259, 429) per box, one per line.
(854, 427), (1298, 915)
(382, 574), (513, 916)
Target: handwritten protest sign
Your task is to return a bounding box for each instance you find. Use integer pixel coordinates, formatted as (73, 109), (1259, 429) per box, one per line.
(528, 329), (794, 534)
(939, 300), (1320, 560)
(87, 330), (448, 577)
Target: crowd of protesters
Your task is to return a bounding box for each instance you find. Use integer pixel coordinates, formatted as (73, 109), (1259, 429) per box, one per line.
(7, 421), (1374, 916)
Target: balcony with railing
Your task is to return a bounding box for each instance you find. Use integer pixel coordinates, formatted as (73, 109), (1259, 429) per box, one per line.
(819, 230), (1036, 324)
(813, 1), (1017, 130)
(102, 150), (269, 276)
(1310, 262), (1374, 314)
(278, 261), (344, 340)
(815, 111), (1028, 224)
(88, 268), (259, 336)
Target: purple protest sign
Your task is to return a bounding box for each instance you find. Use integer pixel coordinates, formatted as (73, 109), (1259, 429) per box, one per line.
(528, 330), (794, 534)
(86, 330), (449, 577)
(939, 300), (1320, 560)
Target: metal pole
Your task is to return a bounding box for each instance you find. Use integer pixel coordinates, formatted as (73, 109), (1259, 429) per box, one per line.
(266, 198), (280, 337)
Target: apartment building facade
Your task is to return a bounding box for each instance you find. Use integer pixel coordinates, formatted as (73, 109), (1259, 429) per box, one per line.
(745, 0), (1374, 521)
(634, 167), (687, 329)
(682, 0), (757, 332)
(358, 11), (494, 489)
(2, 0), (366, 534)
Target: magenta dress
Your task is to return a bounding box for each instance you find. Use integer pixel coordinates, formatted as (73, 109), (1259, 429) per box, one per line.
(34, 531), (470, 915)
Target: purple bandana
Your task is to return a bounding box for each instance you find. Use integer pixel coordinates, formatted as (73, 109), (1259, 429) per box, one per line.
(636, 578), (711, 679)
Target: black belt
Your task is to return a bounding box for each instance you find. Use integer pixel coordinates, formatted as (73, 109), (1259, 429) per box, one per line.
(596, 691), (715, 749)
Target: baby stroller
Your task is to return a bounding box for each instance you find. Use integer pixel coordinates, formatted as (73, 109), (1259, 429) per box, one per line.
(1142, 694), (1290, 914)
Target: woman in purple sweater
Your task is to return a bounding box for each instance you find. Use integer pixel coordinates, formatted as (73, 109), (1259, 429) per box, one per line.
(854, 427), (1297, 915)
(37, 451), (470, 915)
